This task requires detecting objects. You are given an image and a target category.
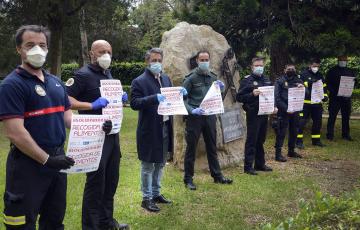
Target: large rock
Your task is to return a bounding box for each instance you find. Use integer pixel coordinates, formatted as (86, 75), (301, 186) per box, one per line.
(160, 22), (246, 171)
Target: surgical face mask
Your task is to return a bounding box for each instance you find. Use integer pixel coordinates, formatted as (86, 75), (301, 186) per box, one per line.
(149, 62), (162, 75)
(26, 45), (48, 68)
(198, 61), (210, 72)
(97, 53), (112, 69)
(253, 66), (264, 75)
(311, 67), (319, 73)
(338, 61), (347, 67)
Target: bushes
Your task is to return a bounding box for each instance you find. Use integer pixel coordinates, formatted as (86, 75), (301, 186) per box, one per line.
(60, 62), (146, 85)
(262, 190), (360, 230)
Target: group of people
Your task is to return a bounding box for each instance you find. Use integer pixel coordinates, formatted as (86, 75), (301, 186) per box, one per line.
(0, 24), (356, 230)
(238, 56), (356, 175)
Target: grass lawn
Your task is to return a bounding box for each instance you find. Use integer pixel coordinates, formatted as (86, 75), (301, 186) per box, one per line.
(0, 107), (359, 229)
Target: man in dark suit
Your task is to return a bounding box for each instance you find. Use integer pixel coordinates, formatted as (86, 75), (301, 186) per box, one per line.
(131, 48), (187, 212)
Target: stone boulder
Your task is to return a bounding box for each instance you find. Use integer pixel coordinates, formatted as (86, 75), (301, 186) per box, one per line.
(160, 22), (246, 171)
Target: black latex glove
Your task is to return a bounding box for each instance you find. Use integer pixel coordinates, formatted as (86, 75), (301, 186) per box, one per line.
(45, 155), (75, 170)
(322, 96), (328, 102)
(102, 120), (113, 134)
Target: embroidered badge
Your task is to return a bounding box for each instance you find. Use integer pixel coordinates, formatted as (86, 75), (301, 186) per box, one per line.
(35, 85), (46, 96)
(65, 78), (75, 86)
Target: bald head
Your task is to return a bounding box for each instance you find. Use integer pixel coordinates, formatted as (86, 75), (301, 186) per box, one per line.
(90, 40), (112, 64)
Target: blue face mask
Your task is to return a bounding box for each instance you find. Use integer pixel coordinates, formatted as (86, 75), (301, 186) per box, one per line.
(149, 62), (162, 75)
(253, 66), (264, 75)
(198, 62), (210, 72)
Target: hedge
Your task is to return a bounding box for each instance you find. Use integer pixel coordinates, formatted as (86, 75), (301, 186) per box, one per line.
(61, 62), (146, 85)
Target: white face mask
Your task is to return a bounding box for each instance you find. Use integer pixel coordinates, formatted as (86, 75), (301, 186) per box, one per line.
(311, 67), (319, 73)
(97, 53), (112, 69)
(338, 61), (347, 67)
(26, 45), (48, 68)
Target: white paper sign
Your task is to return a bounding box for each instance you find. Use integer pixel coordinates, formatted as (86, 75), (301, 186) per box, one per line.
(337, 76), (355, 97)
(311, 80), (324, 103)
(287, 87), (305, 112)
(157, 87), (188, 115)
(62, 115), (107, 174)
(100, 80), (123, 104)
(100, 79), (123, 134)
(258, 86), (274, 115)
(199, 82), (224, 115)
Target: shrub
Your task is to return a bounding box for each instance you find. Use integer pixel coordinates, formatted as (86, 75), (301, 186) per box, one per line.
(60, 62), (146, 85)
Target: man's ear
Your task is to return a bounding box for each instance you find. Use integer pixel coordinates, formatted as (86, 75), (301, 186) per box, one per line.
(16, 46), (21, 55)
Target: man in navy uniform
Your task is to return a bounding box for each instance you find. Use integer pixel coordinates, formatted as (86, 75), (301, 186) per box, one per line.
(274, 64), (304, 162)
(0, 25), (75, 230)
(296, 58), (328, 149)
(66, 40), (128, 230)
(326, 55), (357, 141)
(237, 57), (275, 175)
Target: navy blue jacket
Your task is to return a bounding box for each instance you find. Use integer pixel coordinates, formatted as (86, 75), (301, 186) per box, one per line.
(236, 73), (272, 115)
(275, 74), (304, 113)
(130, 68), (173, 163)
(325, 65), (357, 99)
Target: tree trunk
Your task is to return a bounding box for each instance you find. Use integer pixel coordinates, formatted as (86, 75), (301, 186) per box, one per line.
(48, 21), (63, 77)
(79, 8), (90, 66)
(269, 44), (290, 82)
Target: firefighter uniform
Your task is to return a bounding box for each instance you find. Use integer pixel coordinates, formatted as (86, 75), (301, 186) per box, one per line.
(296, 69), (328, 147)
(325, 65), (357, 140)
(274, 74), (304, 159)
(236, 73), (272, 172)
(66, 64), (121, 230)
(0, 67), (71, 229)
(182, 68), (228, 184)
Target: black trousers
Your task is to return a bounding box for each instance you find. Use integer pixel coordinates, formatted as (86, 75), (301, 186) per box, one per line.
(183, 115), (222, 182)
(275, 112), (299, 152)
(297, 104), (323, 143)
(244, 113), (268, 171)
(82, 133), (121, 230)
(4, 147), (66, 230)
(327, 97), (352, 138)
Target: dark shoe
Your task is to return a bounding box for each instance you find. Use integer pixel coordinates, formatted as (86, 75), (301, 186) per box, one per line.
(153, 194), (172, 204)
(244, 169), (258, 175)
(326, 134), (334, 141)
(106, 219), (129, 230)
(214, 176), (233, 184)
(312, 141), (326, 147)
(275, 155), (287, 162)
(288, 152), (303, 158)
(141, 199), (160, 212)
(342, 136), (353, 141)
(296, 142), (305, 149)
(254, 165), (273, 172)
(184, 181), (197, 190)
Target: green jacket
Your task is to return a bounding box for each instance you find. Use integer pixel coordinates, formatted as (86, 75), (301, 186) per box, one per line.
(182, 67), (218, 113)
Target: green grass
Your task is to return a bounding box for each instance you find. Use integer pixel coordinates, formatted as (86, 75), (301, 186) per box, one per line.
(0, 108), (359, 229)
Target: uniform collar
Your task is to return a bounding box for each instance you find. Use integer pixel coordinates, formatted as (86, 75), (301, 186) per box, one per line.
(251, 73), (263, 79)
(15, 66), (49, 81)
(88, 63), (110, 76)
(195, 67), (210, 76)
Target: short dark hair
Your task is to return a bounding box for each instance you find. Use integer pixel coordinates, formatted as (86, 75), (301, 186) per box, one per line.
(15, 25), (50, 47)
(145, 47), (163, 61)
(251, 56), (264, 65)
(285, 63), (295, 69)
(196, 50), (210, 59)
(309, 58), (321, 64)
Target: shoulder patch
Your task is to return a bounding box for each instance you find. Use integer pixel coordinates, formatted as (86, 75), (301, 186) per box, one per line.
(65, 78), (74, 87)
